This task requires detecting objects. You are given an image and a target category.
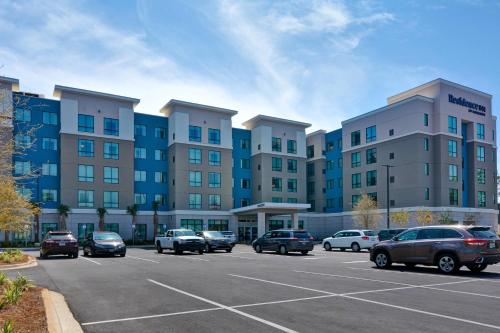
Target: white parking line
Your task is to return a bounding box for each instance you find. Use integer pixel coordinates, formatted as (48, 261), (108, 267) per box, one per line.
(228, 274), (337, 295)
(293, 270), (411, 286)
(342, 260), (368, 264)
(148, 279), (298, 333)
(223, 255), (255, 260)
(177, 256), (210, 262)
(126, 256), (160, 264)
(303, 257), (326, 260)
(79, 257), (102, 265)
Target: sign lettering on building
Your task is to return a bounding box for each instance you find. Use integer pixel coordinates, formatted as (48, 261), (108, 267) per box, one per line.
(448, 94), (486, 116)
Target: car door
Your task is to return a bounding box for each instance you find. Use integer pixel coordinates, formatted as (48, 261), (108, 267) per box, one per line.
(413, 228), (443, 262)
(330, 232), (345, 248)
(165, 230), (173, 248)
(389, 229), (419, 262)
(261, 232), (273, 250)
(349, 231), (361, 248)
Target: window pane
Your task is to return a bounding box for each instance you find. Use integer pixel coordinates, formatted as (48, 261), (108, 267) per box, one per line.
(104, 118), (119, 136)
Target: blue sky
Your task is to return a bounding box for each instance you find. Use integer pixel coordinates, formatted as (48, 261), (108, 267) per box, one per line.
(0, 0), (499, 134)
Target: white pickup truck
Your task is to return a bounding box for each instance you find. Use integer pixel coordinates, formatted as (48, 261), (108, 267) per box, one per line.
(155, 229), (205, 255)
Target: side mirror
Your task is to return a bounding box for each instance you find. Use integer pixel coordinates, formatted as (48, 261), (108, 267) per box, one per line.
(393, 236), (399, 241)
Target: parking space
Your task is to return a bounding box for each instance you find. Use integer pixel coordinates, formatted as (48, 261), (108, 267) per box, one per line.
(20, 244), (500, 333)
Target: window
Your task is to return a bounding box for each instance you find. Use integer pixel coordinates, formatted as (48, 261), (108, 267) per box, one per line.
(14, 134), (31, 147)
(189, 171), (202, 187)
(338, 178), (343, 188)
(188, 194), (202, 209)
(134, 224), (147, 241)
(189, 126), (202, 142)
(366, 126), (376, 143)
(390, 176), (395, 183)
(448, 116), (457, 134)
(78, 165), (94, 182)
(155, 127), (166, 139)
(272, 177), (282, 192)
(155, 172), (167, 183)
(398, 229), (419, 241)
(241, 199), (250, 207)
(104, 142), (119, 159)
(478, 191), (486, 207)
(241, 179), (251, 189)
(208, 194), (221, 210)
(351, 152), (361, 168)
(288, 179), (297, 192)
(42, 163), (57, 176)
(104, 223), (119, 234)
(326, 179), (334, 190)
(326, 141), (334, 151)
(42, 189), (57, 202)
(366, 148), (377, 164)
(449, 164), (458, 182)
(240, 138), (250, 150)
(366, 170), (377, 186)
(477, 123), (485, 140)
(78, 139), (94, 157)
(155, 149), (167, 161)
(448, 140), (457, 157)
(181, 219), (203, 231)
(104, 118), (119, 136)
(307, 181), (315, 195)
(103, 191), (119, 208)
(155, 194), (166, 205)
(352, 194), (361, 207)
(288, 159), (297, 173)
(449, 188), (458, 206)
(424, 113), (429, 126)
(134, 170), (146, 182)
(241, 158), (251, 169)
(14, 161), (30, 175)
(208, 220), (229, 231)
(326, 160), (335, 170)
(135, 125), (146, 136)
(367, 192), (377, 203)
(272, 137), (282, 152)
(477, 146), (485, 162)
(424, 138), (429, 151)
(288, 198), (298, 204)
(208, 128), (220, 144)
(389, 129), (394, 136)
(103, 167), (119, 184)
(389, 152), (394, 160)
(134, 193), (147, 205)
(476, 168), (485, 184)
(208, 172), (221, 188)
(42, 111), (57, 125)
(272, 197), (283, 203)
(306, 145), (314, 158)
(209, 151), (221, 166)
(424, 163), (430, 175)
(351, 130), (361, 147)
(78, 114), (94, 132)
(78, 190), (94, 208)
(42, 138), (57, 150)
(326, 199), (335, 208)
(286, 140), (297, 154)
(272, 157), (282, 171)
(352, 173), (361, 188)
(15, 108), (31, 122)
(134, 147), (146, 159)
(188, 148), (201, 164)
(424, 187), (430, 200)
(305, 163), (314, 177)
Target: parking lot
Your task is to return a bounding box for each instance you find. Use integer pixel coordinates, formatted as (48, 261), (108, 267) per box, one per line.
(20, 245), (500, 333)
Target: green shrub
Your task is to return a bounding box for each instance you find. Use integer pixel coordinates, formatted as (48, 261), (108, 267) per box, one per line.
(12, 275), (32, 292)
(2, 320), (13, 333)
(3, 285), (22, 305)
(0, 273), (8, 286)
(0, 249), (24, 264)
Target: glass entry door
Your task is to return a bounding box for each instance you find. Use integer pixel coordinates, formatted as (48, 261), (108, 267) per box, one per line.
(238, 219), (257, 244)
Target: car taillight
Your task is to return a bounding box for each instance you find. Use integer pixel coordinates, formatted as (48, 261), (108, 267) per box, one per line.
(361, 236), (369, 240)
(463, 239), (488, 246)
(290, 237), (299, 240)
(309, 236), (314, 240)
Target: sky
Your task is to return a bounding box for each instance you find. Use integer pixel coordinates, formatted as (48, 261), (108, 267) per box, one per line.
(0, 0), (499, 135)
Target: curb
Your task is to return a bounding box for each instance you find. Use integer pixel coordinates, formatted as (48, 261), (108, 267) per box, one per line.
(0, 255), (38, 271)
(42, 289), (83, 333)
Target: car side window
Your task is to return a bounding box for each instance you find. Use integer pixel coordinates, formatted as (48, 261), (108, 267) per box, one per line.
(351, 232), (361, 237)
(271, 231), (279, 238)
(417, 229), (443, 240)
(263, 232), (271, 238)
(442, 229), (462, 239)
(398, 230), (419, 241)
(334, 232), (343, 238)
(166, 231), (173, 237)
(279, 231), (290, 238)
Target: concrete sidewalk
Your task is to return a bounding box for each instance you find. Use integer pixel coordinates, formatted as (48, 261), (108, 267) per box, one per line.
(42, 289), (83, 333)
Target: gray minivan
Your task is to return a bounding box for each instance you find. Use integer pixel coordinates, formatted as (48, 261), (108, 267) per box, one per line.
(252, 229), (314, 255)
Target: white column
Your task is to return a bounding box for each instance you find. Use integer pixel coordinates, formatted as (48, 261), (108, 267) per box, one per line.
(292, 212), (299, 229)
(257, 212), (266, 237)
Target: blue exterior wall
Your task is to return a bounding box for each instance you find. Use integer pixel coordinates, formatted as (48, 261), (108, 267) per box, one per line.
(232, 128), (252, 208)
(133, 113), (169, 211)
(325, 129), (343, 213)
(12, 93), (61, 209)
(461, 122), (469, 207)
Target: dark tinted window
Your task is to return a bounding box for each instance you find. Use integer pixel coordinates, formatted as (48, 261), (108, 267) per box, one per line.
(47, 233), (73, 239)
(417, 229), (444, 240)
(294, 231), (311, 239)
(350, 232), (361, 237)
(398, 230), (418, 241)
(363, 230), (376, 236)
(334, 232), (345, 238)
(442, 229), (462, 239)
(468, 228), (497, 239)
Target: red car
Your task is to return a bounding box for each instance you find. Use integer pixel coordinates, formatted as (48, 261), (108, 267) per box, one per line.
(40, 231), (79, 259)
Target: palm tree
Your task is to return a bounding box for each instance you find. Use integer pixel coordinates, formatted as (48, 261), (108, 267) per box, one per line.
(57, 204), (70, 231)
(96, 207), (107, 231)
(127, 204), (139, 243)
(152, 201), (159, 239)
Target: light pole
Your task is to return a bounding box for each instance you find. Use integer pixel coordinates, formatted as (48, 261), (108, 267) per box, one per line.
(382, 164), (394, 229)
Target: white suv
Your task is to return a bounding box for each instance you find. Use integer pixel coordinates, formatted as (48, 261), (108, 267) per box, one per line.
(322, 230), (378, 252)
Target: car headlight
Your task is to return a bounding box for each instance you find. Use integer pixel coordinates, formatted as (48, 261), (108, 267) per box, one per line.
(178, 239), (186, 243)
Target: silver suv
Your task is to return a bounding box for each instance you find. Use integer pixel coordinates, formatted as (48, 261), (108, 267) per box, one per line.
(370, 225), (500, 274)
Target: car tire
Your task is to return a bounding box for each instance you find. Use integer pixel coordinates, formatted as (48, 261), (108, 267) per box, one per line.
(198, 249), (204, 255)
(374, 251), (392, 269)
(324, 242), (332, 251)
(279, 245), (288, 255)
(120, 253), (126, 257)
(83, 248), (88, 257)
(436, 253), (460, 274)
(156, 242), (163, 254)
(226, 248), (232, 253)
(205, 244), (211, 253)
(404, 263), (415, 269)
(466, 263), (488, 273)
(301, 250), (309, 255)
(39, 252), (47, 259)
(351, 242), (361, 252)
(174, 243), (182, 255)
(73, 252), (79, 259)
(254, 244), (262, 253)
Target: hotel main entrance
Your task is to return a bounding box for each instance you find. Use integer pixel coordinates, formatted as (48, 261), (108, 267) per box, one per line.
(237, 219), (257, 244)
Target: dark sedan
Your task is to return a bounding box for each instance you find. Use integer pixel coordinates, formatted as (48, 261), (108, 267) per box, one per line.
(82, 232), (126, 257)
(196, 231), (234, 253)
(252, 229), (314, 255)
(40, 231), (79, 259)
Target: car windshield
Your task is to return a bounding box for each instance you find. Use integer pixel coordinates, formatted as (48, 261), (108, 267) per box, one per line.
(468, 227), (497, 239)
(175, 230), (196, 237)
(294, 231), (312, 239)
(204, 231), (224, 238)
(363, 230), (377, 236)
(47, 233), (73, 239)
(94, 233), (122, 241)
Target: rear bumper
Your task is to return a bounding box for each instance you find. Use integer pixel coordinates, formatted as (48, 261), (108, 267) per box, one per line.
(288, 242), (314, 251)
(208, 243), (233, 250)
(41, 246), (78, 255)
(93, 247), (126, 255)
(462, 254), (500, 265)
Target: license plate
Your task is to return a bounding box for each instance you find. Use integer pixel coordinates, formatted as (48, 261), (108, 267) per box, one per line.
(489, 241), (496, 249)
(59, 242), (65, 246)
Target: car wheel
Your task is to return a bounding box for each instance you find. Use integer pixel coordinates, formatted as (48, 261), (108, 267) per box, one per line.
(374, 251), (392, 269)
(83, 248), (88, 257)
(225, 248), (232, 253)
(437, 253), (460, 274)
(324, 242), (332, 251)
(254, 244), (262, 253)
(73, 252), (79, 259)
(466, 263), (488, 273)
(120, 253), (126, 257)
(279, 245), (288, 255)
(174, 243), (182, 255)
(301, 250), (309, 255)
(156, 242), (163, 254)
(404, 263), (415, 269)
(39, 251), (47, 259)
(205, 244), (211, 253)
(351, 242), (361, 252)
(198, 249), (204, 255)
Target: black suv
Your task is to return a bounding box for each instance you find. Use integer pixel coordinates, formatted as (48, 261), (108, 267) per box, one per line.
(196, 231), (234, 253)
(252, 229), (314, 255)
(378, 228), (407, 241)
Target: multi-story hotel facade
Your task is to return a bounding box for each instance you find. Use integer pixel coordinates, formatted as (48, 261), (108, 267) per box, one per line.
(1, 76), (497, 243)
